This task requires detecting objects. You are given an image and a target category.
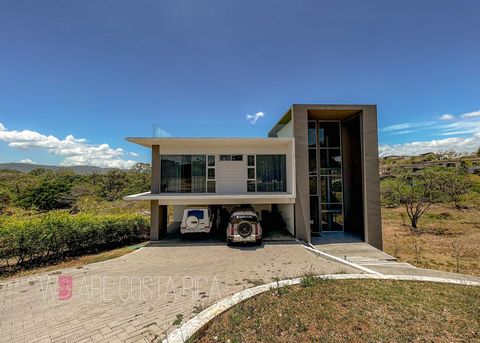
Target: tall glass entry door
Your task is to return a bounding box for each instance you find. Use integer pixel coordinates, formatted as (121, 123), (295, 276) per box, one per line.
(308, 121), (344, 234)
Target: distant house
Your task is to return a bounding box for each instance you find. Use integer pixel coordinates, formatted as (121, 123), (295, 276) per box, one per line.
(125, 104), (383, 249)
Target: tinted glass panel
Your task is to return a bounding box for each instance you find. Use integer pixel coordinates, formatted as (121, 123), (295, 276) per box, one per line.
(192, 155), (206, 192)
(320, 176), (343, 203)
(232, 155), (243, 161)
(309, 149), (317, 174)
(220, 155), (231, 161)
(310, 196), (320, 233)
(247, 180), (256, 192)
(308, 122), (316, 148)
(208, 168), (215, 179)
(207, 181), (216, 193)
(256, 155), (286, 192)
(161, 155), (206, 193)
(247, 155), (255, 166)
(208, 155), (215, 166)
(319, 148), (341, 174)
(318, 122), (340, 148)
(321, 210), (344, 231)
(309, 176), (317, 195)
(248, 167), (255, 180)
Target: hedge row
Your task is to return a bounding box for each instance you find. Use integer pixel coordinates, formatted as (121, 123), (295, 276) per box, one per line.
(0, 212), (149, 267)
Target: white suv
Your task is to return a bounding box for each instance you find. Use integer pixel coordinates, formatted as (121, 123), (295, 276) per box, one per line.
(226, 210), (262, 245)
(180, 208), (213, 235)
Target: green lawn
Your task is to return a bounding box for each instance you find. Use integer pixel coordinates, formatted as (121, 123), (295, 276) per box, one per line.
(195, 279), (480, 342)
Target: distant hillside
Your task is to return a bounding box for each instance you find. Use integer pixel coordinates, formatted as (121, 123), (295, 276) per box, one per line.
(0, 163), (113, 175)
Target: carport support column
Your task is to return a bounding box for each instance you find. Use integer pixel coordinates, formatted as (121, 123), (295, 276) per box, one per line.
(150, 145), (161, 241)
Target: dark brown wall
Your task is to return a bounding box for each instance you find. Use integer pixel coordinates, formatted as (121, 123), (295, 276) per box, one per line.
(341, 114), (364, 238)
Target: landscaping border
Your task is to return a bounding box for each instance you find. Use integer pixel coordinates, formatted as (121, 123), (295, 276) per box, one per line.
(162, 273), (480, 343)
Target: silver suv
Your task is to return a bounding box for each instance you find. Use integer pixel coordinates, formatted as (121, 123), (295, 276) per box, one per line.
(226, 210), (262, 245)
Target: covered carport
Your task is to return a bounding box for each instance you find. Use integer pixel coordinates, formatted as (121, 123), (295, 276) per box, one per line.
(124, 192), (296, 242)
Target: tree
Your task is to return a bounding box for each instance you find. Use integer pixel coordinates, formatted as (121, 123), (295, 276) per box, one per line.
(382, 169), (443, 233)
(433, 167), (471, 209)
(98, 169), (128, 201)
(477, 147), (480, 157)
(0, 190), (11, 214)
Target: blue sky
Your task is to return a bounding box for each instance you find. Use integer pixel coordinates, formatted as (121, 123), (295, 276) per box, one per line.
(1, 0), (480, 167)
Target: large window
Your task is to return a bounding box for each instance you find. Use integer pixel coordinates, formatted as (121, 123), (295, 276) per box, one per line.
(161, 155), (206, 193)
(255, 155), (287, 192)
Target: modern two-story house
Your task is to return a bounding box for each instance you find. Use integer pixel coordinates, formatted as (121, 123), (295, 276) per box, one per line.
(125, 104), (382, 249)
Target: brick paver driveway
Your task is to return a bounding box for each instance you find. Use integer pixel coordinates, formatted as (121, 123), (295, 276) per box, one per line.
(0, 242), (356, 343)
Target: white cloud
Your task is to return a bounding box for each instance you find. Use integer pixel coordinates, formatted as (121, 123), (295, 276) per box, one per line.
(461, 110), (480, 118)
(440, 114), (454, 120)
(245, 111), (265, 124)
(129, 152), (139, 157)
(379, 132), (480, 157)
(381, 123), (412, 132)
(0, 122), (137, 169)
(20, 158), (36, 164)
(0, 123), (5, 131)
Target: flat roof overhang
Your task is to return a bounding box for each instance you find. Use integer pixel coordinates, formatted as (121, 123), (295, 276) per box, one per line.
(124, 192), (295, 205)
(125, 137), (293, 148)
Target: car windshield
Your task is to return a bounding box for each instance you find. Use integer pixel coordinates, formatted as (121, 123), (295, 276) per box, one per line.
(187, 210), (204, 219)
(231, 214), (257, 223)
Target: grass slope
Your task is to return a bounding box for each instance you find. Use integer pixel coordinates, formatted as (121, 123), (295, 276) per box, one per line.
(196, 279), (480, 343)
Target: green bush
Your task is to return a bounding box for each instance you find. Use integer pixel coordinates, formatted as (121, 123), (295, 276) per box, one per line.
(0, 212), (149, 267)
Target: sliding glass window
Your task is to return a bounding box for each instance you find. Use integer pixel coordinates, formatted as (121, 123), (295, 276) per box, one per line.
(255, 155), (286, 192)
(160, 155), (206, 193)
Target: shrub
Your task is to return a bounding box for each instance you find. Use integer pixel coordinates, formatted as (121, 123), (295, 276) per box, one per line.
(0, 212), (149, 268)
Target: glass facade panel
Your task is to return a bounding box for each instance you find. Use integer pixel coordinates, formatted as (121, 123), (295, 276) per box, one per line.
(247, 180), (256, 192)
(248, 167), (255, 180)
(161, 155), (206, 193)
(309, 176), (317, 195)
(247, 155), (255, 166)
(208, 168), (215, 180)
(321, 211), (344, 231)
(255, 155), (286, 192)
(319, 148), (341, 174)
(207, 181), (216, 193)
(208, 155), (215, 166)
(309, 149), (317, 175)
(310, 196), (320, 234)
(318, 122), (341, 148)
(232, 155), (243, 161)
(308, 120), (344, 232)
(220, 155), (231, 161)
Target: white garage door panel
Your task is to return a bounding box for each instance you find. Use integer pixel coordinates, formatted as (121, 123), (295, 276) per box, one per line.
(216, 159), (247, 194)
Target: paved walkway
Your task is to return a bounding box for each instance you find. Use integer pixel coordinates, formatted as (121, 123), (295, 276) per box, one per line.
(0, 242), (356, 343)
(312, 238), (480, 282)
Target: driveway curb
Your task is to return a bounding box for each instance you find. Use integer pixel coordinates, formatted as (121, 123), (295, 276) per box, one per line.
(162, 273), (480, 343)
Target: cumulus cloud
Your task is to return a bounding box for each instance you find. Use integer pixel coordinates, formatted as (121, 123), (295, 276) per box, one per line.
(129, 152), (139, 157)
(379, 133), (480, 156)
(20, 158), (36, 164)
(245, 111), (265, 124)
(440, 114), (454, 120)
(0, 122), (138, 169)
(379, 108), (480, 156)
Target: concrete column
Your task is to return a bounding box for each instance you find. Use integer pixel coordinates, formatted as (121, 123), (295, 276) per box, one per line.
(292, 106), (311, 243)
(150, 200), (160, 241)
(361, 106), (383, 250)
(150, 145), (161, 241)
(151, 145), (160, 193)
(160, 205), (168, 237)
